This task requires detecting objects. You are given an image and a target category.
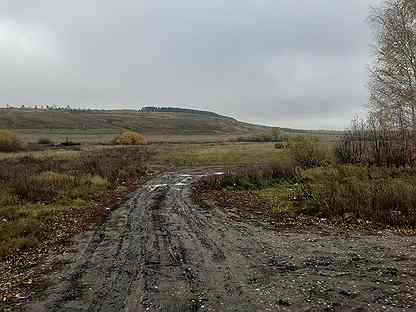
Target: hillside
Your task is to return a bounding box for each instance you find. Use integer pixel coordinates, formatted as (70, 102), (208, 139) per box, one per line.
(0, 108), (270, 135)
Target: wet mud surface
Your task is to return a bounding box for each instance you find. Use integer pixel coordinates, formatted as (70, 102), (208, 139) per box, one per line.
(17, 169), (416, 312)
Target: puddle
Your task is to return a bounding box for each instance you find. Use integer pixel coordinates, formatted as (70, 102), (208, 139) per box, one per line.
(179, 174), (193, 178)
(197, 174), (210, 178)
(180, 177), (192, 182)
(147, 184), (168, 192)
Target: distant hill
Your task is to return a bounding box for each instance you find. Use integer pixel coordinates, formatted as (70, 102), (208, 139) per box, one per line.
(138, 107), (226, 118)
(0, 108), (270, 135)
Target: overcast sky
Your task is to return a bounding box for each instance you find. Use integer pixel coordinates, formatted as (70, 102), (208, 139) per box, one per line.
(0, 0), (381, 130)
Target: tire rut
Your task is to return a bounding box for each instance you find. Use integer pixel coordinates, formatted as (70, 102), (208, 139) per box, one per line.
(18, 169), (416, 312)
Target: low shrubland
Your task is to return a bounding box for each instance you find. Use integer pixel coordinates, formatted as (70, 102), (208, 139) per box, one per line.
(300, 166), (416, 226)
(197, 138), (416, 228)
(0, 146), (148, 259)
(198, 163), (298, 191)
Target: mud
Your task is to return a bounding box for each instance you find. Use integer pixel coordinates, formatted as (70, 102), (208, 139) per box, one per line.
(15, 169), (416, 312)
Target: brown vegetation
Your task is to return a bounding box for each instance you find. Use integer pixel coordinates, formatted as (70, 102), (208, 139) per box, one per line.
(287, 136), (331, 168)
(114, 131), (146, 145)
(0, 130), (25, 152)
(0, 146), (148, 260)
(336, 114), (416, 166)
(197, 153), (416, 228)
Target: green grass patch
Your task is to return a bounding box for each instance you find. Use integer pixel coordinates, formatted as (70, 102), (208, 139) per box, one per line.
(151, 142), (290, 167)
(8, 128), (123, 144)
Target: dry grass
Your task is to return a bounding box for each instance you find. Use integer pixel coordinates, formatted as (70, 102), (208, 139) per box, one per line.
(0, 146), (148, 259)
(301, 166), (416, 226)
(0, 130), (26, 152)
(197, 161), (416, 228)
(114, 131), (146, 145)
(198, 163), (297, 190)
(287, 136), (333, 168)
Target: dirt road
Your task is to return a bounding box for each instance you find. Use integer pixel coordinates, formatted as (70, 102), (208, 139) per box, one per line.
(20, 169), (416, 312)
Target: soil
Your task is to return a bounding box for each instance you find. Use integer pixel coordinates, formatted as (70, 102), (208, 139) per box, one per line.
(5, 169), (416, 312)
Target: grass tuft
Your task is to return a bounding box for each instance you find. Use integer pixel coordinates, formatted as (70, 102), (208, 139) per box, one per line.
(0, 130), (26, 152)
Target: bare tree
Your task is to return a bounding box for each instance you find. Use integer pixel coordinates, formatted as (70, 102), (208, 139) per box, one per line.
(369, 0), (416, 131)
(337, 1), (416, 167)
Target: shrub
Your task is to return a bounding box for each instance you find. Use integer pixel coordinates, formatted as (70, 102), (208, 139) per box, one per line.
(336, 115), (416, 167)
(287, 136), (328, 168)
(198, 163), (298, 190)
(0, 130), (25, 152)
(114, 131), (146, 145)
(302, 166), (416, 226)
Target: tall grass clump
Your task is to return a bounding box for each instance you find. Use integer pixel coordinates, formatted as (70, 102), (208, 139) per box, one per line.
(12, 171), (77, 203)
(79, 147), (148, 185)
(0, 130), (25, 152)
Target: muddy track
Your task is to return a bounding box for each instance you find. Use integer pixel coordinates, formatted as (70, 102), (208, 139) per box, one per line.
(18, 169), (416, 312)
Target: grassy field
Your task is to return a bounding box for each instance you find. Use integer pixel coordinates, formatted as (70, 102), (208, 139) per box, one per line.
(0, 146), (148, 259)
(9, 129), (241, 144)
(12, 129), (341, 145)
(13, 128), (122, 144)
(0, 141), (289, 164)
(0, 108), (269, 135)
(149, 142), (290, 167)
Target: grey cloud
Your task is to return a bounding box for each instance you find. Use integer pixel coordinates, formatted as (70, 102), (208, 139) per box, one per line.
(0, 0), (381, 129)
